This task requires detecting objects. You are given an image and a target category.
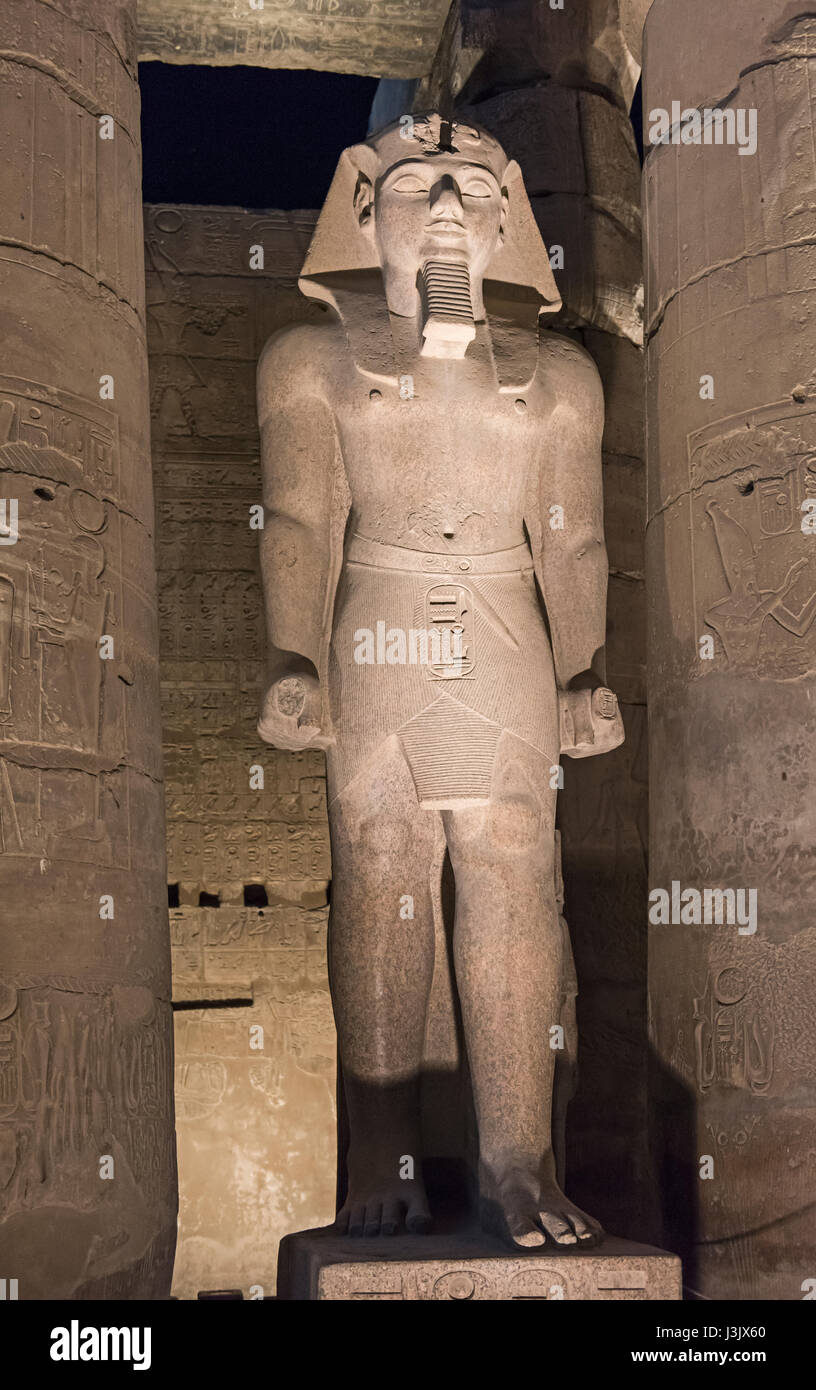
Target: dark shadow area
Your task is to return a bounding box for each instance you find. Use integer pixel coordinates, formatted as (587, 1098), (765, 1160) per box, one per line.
(421, 848), (478, 1216)
(650, 1049), (696, 1292)
(139, 64), (378, 207)
(173, 995), (253, 1012)
(631, 76), (644, 164)
(558, 705), (656, 1244)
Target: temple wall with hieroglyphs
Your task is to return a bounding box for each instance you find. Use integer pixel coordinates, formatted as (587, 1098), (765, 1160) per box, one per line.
(144, 205), (336, 1297)
(138, 0), (452, 79)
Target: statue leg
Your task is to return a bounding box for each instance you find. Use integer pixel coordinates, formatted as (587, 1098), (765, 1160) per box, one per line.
(552, 829), (579, 1187)
(441, 731), (603, 1249)
(328, 735), (437, 1237)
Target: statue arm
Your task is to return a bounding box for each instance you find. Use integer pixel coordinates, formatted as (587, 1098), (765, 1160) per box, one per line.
(256, 325), (343, 747)
(534, 337), (608, 689)
(533, 338), (623, 758)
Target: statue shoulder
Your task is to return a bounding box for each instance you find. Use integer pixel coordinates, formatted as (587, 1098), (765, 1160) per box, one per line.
(538, 330), (604, 415)
(258, 315), (346, 397)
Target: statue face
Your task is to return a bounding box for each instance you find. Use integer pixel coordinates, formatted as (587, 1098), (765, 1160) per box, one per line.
(362, 153), (506, 287)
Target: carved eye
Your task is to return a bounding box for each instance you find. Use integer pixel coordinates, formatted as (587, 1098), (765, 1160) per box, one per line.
(391, 174), (428, 194)
(462, 178), (493, 198)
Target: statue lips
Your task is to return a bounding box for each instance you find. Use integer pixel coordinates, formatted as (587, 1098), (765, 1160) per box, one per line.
(426, 220), (466, 237)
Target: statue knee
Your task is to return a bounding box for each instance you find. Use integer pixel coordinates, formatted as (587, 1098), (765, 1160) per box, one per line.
(487, 796), (542, 853)
(444, 796), (552, 870)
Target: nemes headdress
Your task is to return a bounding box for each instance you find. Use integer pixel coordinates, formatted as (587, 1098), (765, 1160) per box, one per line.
(299, 112), (562, 315)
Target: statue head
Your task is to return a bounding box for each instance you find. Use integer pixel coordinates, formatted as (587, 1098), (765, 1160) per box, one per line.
(355, 116), (509, 320)
(300, 112), (561, 358)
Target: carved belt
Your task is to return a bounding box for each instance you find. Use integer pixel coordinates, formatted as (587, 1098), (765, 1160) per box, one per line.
(345, 534), (534, 576)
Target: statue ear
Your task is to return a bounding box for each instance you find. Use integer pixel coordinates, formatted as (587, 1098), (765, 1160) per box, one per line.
(354, 172), (375, 233)
(300, 143), (384, 281)
(498, 188), (509, 247)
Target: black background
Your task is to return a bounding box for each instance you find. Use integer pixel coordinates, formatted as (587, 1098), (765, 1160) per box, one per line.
(139, 64), (378, 208)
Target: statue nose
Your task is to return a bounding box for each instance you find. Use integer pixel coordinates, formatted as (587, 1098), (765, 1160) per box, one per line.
(429, 176), (463, 218)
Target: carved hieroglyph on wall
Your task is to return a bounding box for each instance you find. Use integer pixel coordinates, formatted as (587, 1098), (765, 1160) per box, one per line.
(0, 0), (175, 1298)
(682, 932), (816, 1100)
(145, 205), (336, 1296)
(690, 403), (816, 677)
(0, 379), (175, 1299)
(0, 978), (174, 1214)
(146, 206), (331, 906)
(137, 0), (453, 78)
(316, 1251), (680, 1300)
(0, 377), (129, 867)
(659, 922), (816, 1250)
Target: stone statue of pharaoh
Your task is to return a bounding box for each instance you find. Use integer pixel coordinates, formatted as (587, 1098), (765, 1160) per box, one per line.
(257, 114), (624, 1248)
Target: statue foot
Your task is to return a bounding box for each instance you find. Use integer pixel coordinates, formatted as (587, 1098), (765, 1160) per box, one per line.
(480, 1167), (603, 1250)
(333, 1174), (431, 1238)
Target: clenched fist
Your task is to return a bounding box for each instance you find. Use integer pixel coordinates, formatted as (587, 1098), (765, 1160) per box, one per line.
(257, 671), (331, 751)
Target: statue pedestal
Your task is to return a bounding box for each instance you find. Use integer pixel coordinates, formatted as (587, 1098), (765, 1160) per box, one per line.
(277, 1226), (682, 1300)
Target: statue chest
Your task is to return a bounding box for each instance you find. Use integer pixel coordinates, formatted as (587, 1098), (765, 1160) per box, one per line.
(335, 376), (540, 502)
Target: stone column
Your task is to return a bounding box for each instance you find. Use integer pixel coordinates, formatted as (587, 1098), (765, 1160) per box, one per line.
(417, 0), (654, 1241)
(645, 0), (816, 1298)
(0, 0), (176, 1297)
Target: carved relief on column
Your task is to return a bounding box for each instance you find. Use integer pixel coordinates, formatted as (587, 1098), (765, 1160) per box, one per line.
(645, 1), (816, 1297)
(0, 0), (175, 1296)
